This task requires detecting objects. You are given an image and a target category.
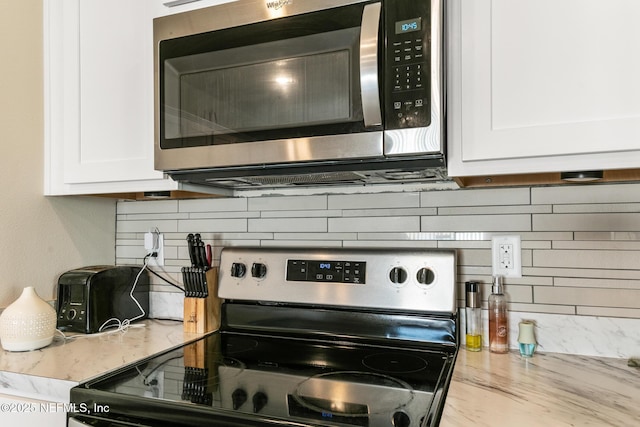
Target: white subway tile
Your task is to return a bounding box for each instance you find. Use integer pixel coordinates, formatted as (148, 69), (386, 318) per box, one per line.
(457, 274), (553, 287)
(117, 219), (179, 233)
(501, 285), (533, 303)
(191, 237), (269, 249)
(261, 240), (342, 247)
(421, 187), (530, 207)
(168, 232), (272, 241)
(179, 197), (247, 212)
(421, 214), (531, 232)
(343, 240), (438, 248)
(533, 249), (640, 270)
(329, 216), (420, 232)
(117, 200), (178, 214)
(531, 182), (640, 205)
(554, 277), (640, 290)
(534, 286), (640, 309)
(524, 266), (640, 281)
(116, 245), (147, 259)
(553, 240), (640, 250)
(329, 192), (420, 209)
(248, 195), (327, 211)
(553, 203), (640, 213)
(357, 232), (456, 240)
(189, 211), (260, 219)
(438, 204), (550, 215)
(177, 218), (247, 233)
(533, 213), (640, 231)
(518, 232), (574, 241)
(508, 303), (576, 315)
(342, 207), (436, 217)
(437, 240), (491, 249)
(458, 265), (492, 277)
(456, 248), (492, 266)
(273, 233), (357, 240)
(248, 218), (327, 232)
(574, 232), (640, 241)
(120, 212), (190, 221)
(577, 306), (640, 318)
(261, 209), (342, 218)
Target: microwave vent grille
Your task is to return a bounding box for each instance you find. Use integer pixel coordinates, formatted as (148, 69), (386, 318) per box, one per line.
(242, 171), (366, 186)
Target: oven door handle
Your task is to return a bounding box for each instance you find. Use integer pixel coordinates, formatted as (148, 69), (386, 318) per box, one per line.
(359, 2), (382, 128)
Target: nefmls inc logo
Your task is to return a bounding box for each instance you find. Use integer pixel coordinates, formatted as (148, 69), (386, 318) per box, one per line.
(266, 0), (292, 10)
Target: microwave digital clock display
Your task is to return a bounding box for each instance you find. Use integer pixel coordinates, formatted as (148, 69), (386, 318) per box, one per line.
(395, 17), (422, 34)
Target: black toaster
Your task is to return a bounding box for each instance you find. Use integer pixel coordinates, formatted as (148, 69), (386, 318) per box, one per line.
(56, 265), (150, 334)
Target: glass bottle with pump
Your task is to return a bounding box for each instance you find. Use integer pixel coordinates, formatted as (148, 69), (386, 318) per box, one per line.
(489, 275), (509, 353)
(465, 281), (482, 351)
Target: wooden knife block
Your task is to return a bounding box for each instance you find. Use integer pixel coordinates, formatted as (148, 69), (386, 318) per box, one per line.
(183, 267), (222, 334)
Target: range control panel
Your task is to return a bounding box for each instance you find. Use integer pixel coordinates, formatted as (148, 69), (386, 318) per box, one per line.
(286, 260), (366, 284)
(218, 247), (456, 314)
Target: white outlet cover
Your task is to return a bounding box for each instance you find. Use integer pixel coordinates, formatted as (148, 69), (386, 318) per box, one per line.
(491, 235), (522, 278)
(148, 234), (165, 267)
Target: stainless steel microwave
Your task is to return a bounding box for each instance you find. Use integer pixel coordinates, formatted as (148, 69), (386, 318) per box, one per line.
(154, 0), (445, 189)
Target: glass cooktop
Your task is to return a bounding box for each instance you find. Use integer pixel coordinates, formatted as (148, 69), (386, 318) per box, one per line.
(71, 332), (455, 427)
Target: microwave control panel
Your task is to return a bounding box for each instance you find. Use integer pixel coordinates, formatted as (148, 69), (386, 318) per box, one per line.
(384, 0), (431, 130)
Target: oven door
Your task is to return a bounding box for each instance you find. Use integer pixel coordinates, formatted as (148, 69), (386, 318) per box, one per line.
(154, 0), (383, 172)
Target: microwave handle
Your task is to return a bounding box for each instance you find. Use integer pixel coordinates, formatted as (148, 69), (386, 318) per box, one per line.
(359, 2), (382, 128)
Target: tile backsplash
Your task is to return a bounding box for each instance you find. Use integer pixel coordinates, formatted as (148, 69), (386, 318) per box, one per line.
(116, 182), (640, 358)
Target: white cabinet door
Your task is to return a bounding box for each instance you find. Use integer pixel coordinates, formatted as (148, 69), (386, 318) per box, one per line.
(44, 0), (184, 195)
(447, 0), (640, 177)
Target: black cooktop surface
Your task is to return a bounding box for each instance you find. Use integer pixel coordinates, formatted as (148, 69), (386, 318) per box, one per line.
(71, 331), (454, 427)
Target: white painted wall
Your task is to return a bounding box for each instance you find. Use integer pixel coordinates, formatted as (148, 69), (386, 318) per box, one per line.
(0, 0), (115, 307)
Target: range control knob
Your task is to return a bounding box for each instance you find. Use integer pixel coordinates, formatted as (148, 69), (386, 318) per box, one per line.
(67, 309), (77, 320)
(252, 392), (268, 413)
(251, 263), (267, 279)
(392, 411), (411, 427)
(231, 388), (247, 410)
(416, 267), (435, 285)
(389, 267), (408, 284)
(231, 262), (247, 278)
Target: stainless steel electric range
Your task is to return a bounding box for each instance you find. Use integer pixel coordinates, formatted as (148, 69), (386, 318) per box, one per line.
(68, 247), (458, 427)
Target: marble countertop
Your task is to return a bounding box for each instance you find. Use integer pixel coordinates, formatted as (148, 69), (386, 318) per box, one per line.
(0, 319), (205, 401)
(441, 349), (640, 427)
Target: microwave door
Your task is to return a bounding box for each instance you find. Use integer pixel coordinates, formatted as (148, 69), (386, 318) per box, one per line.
(155, 0), (386, 172)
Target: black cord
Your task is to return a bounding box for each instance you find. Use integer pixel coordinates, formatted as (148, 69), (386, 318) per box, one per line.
(144, 254), (186, 293)
(138, 355), (185, 386)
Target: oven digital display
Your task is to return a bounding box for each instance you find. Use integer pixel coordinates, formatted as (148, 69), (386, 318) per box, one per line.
(395, 17), (422, 34)
(287, 259), (366, 284)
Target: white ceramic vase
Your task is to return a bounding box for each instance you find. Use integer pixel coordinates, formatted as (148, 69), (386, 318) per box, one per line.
(0, 287), (57, 351)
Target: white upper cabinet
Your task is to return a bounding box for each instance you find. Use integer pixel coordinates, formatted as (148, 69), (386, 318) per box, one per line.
(44, 0), (206, 196)
(447, 0), (640, 177)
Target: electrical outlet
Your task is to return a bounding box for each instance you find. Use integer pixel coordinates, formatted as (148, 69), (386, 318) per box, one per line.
(492, 235), (522, 278)
(144, 231), (165, 267)
(143, 371), (164, 398)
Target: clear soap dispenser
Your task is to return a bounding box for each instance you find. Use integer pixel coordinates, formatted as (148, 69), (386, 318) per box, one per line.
(488, 275), (509, 353)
